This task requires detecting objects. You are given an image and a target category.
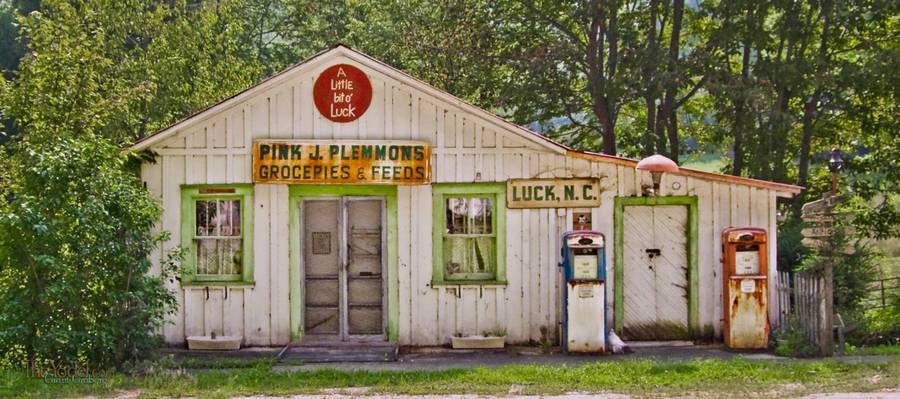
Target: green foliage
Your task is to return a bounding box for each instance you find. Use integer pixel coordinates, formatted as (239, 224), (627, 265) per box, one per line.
(831, 242), (882, 316)
(774, 320), (819, 358)
(777, 217), (811, 273)
(0, 0), (261, 146)
(2, 357), (899, 398)
(353, 0), (509, 112)
(847, 343), (900, 356)
(0, 136), (179, 369)
(863, 292), (900, 345)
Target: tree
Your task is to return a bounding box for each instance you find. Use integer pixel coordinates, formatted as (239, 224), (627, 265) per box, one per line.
(490, 0), (638, 155)
(0, 136), (178, 368)
(0, 0), (260, 146)
(352, 0), (510, 110)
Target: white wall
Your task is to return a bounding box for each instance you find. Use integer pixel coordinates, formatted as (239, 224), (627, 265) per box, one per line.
(141, 49), (782, 346)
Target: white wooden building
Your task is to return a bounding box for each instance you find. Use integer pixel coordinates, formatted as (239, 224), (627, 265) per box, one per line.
(128, 45), (801, 347)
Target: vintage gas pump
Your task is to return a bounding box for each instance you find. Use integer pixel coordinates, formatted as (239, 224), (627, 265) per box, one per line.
(722, 227), (769, 349)
(560, 230), (606, 353)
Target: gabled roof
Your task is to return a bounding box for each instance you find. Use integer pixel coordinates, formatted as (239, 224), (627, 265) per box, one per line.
(127, 44), (565, 154)
(127, 44), (801, 197)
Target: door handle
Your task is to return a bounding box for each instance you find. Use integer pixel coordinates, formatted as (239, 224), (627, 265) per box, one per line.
(645, 248), (661, 258)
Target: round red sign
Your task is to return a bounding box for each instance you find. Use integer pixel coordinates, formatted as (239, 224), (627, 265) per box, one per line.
(313, 64), (372, 123)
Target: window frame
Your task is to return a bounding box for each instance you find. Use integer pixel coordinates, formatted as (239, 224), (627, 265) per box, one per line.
(431, 183), (506, 285)
(180, 184), (254, 285)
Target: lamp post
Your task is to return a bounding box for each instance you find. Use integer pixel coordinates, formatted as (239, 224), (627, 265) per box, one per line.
(828, 148), (843, 196)
(636, 154), (679, 196)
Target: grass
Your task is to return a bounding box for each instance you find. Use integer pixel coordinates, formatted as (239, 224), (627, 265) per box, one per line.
(848, 344), (900, 356)
(2, 358), (899, 398)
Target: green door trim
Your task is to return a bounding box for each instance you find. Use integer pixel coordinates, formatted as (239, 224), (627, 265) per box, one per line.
(613, 195), (699, 337)
(288, 185), (399, 343)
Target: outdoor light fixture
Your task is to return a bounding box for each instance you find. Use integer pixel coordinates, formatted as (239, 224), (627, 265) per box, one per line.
(636, 154), (679, 196)
(828, 147), (843, 195)
(828, 148), (844, 173)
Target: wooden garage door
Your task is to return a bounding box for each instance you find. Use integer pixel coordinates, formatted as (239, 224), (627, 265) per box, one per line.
(622, 205), (689, 340)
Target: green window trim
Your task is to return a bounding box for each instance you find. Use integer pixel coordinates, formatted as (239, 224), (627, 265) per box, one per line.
(431, 183), (506, 285)
(180, 184), (254, 285)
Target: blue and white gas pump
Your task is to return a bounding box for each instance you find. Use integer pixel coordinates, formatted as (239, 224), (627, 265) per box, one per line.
(560, 230), (607, 353)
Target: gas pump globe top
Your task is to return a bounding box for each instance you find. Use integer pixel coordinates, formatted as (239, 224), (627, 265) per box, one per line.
(560, 230), (607, 353)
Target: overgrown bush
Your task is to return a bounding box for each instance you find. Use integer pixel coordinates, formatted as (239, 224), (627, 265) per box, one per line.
(832, 241), (882, 316)
(0, 136), (178, 369)
(863, 292), (900, 346)
(774, 318), (819, 358)
(777, 216), (811, 274)
(792, 215), (886, 347)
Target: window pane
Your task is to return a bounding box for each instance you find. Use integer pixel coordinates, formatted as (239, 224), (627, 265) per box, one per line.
(197, 238), (218, 274)
(444, 236), (495, 278)
(196, 200), (241, 237)
(196, 200), (220, 236)
(196, 238), (242, 275)
(221, 238), (242, 274)
(196, 201), (208, 236)
(445, 197), (492, 234)
(231, 201), (241, 236)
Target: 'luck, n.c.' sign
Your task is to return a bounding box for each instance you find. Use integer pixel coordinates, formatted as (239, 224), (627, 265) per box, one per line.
(313, 64), (373, 123)
(506, 178), (602, 208)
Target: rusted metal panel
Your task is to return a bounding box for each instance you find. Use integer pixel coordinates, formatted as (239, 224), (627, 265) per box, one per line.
(507, 178), (601, 208)
(566, 280), (606, 353)
(252, 140), (431, 184)
(726, 277), (769, 349)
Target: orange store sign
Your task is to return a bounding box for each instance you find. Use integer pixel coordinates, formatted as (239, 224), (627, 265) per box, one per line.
(252, 140), (432, 185)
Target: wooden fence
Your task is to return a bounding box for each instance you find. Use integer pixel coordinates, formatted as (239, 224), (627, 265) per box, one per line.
(776, 271), (792, 329)
(776, 264), (834, 356)
(863, 276), (900, 309)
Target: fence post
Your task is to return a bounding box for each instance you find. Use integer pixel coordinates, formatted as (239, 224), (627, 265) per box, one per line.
(820, 261), (834, 356)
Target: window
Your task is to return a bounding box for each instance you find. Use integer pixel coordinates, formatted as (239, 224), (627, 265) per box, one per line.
(432, 184), (506, 284)
(181, 185), (254, 284)
(196, 199), (242, 275)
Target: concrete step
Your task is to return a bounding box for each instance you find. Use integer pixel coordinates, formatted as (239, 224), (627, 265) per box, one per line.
(281, 342), (398, 363)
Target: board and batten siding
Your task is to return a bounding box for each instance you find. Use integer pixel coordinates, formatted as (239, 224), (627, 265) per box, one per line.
(141, 50), (783, 346)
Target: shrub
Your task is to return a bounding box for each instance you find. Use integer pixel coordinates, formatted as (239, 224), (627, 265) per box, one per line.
(774, 318), (818, 358)
(863, 292), (900, 345)
(0, 136), (178, 369)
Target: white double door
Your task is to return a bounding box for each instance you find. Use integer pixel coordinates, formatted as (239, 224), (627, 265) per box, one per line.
(622, 205), (690, 340)
(302, 197), (385, 341)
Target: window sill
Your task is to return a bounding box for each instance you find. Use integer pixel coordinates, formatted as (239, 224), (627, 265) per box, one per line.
(181, 280), (255, 288)
(431, 280), (508, 287)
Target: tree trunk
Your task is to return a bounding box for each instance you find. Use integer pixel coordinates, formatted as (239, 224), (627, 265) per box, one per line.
(731, 6), (753, 176)
(584, 0), (618, 155)
(663, 0), (684, 163)
(731, 15), (752, 176)
(644, 0), (660, 155)
(796, 0), (832, 212)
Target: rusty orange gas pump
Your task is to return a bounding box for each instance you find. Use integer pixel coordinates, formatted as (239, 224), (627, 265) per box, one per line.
(722, 227), (769, 349)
